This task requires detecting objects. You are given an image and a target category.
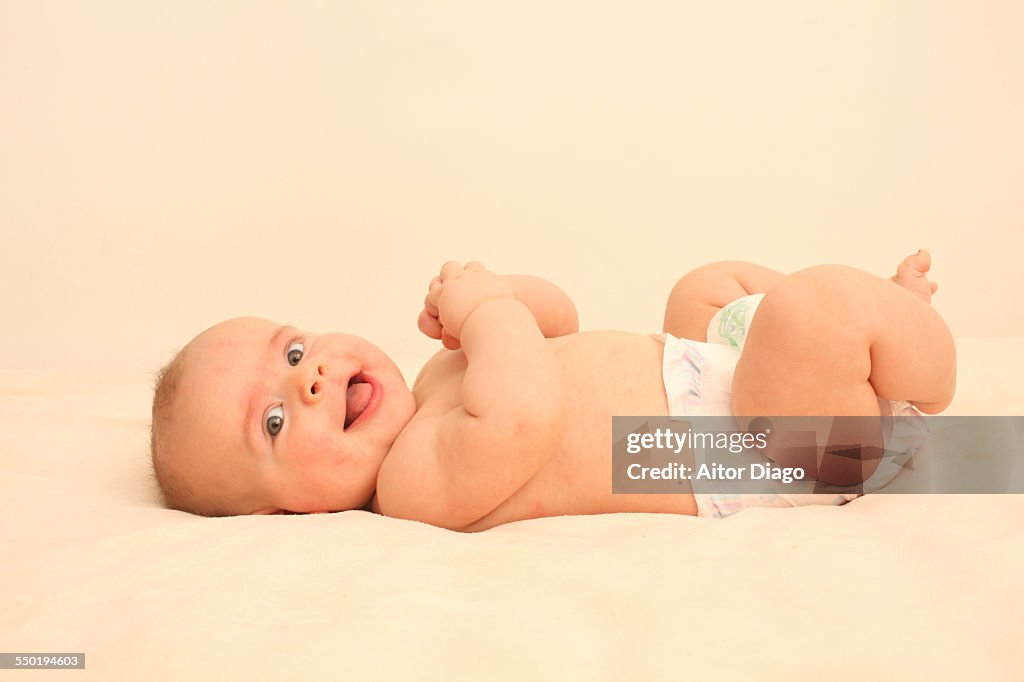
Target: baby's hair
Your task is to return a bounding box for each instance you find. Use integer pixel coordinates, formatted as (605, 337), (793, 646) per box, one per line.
(149, 343), (215, 516)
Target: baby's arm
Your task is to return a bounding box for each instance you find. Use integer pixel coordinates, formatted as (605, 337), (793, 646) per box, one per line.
(503, 274), (579, 338)
(381, 263), (566, 529)
(419, 269), (578, 349)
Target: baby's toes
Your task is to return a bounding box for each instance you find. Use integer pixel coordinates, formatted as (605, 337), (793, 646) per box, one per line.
(901, 249), (932, 276)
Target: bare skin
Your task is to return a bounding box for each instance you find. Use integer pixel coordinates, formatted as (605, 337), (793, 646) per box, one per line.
(661, 250), (954, 486)
(167, 252), (955, 529)
(375, 251), (955, 530)
(386, 329), (681, 531)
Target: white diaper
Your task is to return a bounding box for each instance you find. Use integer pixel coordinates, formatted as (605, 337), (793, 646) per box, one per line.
(706, 293), (765, 351)
(653, 333), (740, 417)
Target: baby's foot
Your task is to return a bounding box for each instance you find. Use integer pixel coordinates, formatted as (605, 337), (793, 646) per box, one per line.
(891, 249), (938, 304)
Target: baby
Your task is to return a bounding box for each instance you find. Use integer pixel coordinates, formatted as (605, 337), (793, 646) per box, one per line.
(150, 251), (955, 529)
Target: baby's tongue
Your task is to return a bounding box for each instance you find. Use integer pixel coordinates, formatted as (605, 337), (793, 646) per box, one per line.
(345, 382), (373, 427)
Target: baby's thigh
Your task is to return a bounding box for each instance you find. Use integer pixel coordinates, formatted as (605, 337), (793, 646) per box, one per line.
(662, 298), (720, 342)
(662, 267), (745, 341)
(662, 261), (785, 343)
(730, 269), (880, 419)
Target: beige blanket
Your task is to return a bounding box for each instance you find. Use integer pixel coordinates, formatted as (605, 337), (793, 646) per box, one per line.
(2, 337), (1022, 681)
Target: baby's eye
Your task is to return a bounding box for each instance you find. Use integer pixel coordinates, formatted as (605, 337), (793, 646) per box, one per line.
(286, 340), (305, 366)
(266, 406), (285, 437)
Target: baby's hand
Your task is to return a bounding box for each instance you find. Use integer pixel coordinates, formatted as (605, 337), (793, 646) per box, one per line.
(417, 261), (514, 350)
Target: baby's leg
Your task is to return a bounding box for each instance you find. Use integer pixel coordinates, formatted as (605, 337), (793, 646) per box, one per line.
(731, 264), (956, 418)
(731, 262), (955, 485)
(663, 261), (785, 341)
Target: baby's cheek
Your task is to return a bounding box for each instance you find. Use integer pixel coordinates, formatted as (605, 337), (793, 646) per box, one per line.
(293, 432), (351, 470)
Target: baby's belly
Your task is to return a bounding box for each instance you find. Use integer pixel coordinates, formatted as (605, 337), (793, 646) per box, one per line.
(460, 332), (698, 531)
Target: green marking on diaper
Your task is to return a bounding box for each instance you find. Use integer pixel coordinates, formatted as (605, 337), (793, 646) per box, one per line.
(716, 299), (750, 349)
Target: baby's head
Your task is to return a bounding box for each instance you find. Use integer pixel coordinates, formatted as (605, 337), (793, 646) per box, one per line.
(150, 317), (417, 516)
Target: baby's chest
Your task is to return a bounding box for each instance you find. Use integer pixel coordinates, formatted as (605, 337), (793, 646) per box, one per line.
(412, 350), (469, 416)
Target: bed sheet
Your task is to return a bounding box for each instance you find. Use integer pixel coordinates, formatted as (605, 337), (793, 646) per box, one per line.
(1, 337), (1022, 680)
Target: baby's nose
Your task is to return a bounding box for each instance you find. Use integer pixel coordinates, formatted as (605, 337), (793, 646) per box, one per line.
(302, 364), (328, 404)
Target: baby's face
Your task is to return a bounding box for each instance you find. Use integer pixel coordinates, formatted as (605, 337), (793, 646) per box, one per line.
(170, 317), (417, 515)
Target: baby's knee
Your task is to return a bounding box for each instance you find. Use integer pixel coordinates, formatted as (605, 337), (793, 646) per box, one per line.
(764, 265), (869, 314)
(753, 266), (874, 345)
(786, 264), (867, 294)
(667, 261), (753, 309)
(677, 260), (754, 284)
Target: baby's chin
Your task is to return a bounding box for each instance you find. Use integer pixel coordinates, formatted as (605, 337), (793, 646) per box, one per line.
(274, 479), (379, 515)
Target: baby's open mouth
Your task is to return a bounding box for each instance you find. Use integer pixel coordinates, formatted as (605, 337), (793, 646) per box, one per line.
(344, 374), (374, 429)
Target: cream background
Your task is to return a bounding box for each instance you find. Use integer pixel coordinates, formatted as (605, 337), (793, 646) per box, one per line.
(2, 1), (1023, 379)
(2, 6), (1024, 679)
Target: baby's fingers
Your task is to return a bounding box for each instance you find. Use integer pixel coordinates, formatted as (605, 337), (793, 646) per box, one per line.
(426, 276), (442, 311)
(440, 261), (463, 282)
(441, 329), (462, 350)
(418, 309), (443, 339)
(423, 289), (439, 317)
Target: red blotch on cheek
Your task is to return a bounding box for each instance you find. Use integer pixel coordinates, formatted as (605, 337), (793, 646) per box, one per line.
(292, 430), (350, 470)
